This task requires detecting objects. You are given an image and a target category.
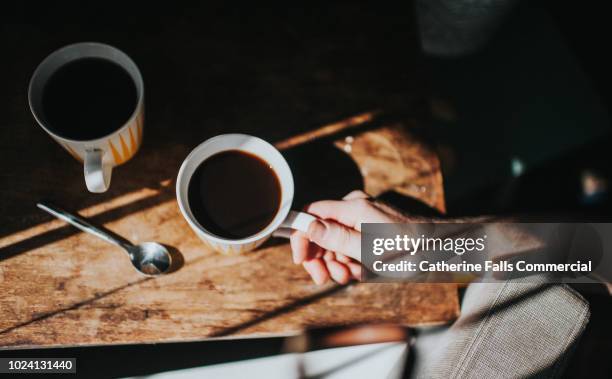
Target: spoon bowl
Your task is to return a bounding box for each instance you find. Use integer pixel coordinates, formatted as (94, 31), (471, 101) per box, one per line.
(127, 242), (172, 275)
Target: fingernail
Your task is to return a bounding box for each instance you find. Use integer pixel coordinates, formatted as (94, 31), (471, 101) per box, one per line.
(312, 272), (325, 285)
(308, 220), (326, 242)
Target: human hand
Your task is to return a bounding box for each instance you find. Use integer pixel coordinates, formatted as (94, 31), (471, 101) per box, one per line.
(290, 190), (412, 285)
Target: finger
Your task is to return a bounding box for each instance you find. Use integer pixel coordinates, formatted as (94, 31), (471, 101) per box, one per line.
(303, 258), (330, 285)
(335, 253), (352, 264)
(307, 219), (361, 261)
(322, 251), (350, 284)
(323, 251), (336, 261)
(335, 253), (363, 279)
(343, 190), (370, 200)
(290, 231), (308, 264)
(290, 231), (323, 264)
(325, 259), (351, 284)
(306, 199), (362, 228)
(306, 198), (373, 230)
(346, 261), (362, 280)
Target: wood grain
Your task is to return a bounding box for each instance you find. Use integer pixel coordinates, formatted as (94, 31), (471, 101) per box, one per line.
(0, 121), (457, 349)
(0, 3), (457, 349)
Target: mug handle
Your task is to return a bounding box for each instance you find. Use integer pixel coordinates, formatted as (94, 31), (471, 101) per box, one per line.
(84, 148), (112, 193)
(273, 210), (317, 239)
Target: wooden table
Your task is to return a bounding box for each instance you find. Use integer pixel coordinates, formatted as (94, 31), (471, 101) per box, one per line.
(0, 3), (458, 349)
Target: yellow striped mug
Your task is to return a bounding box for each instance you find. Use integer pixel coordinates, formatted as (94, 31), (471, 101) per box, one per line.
(28, 42), (144, 193)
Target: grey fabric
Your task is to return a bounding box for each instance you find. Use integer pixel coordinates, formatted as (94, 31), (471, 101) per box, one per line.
(412, 277), (590, 378)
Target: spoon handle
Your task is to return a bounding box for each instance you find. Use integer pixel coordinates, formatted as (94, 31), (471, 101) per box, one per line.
(37, 201), (128, 248)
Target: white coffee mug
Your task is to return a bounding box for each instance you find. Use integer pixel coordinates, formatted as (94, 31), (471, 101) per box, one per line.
(176, 134), (317, 254)
(28, 42), (145, 193)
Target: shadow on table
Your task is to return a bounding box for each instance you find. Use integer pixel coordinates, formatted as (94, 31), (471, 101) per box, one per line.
(0, 134), (368, 263)
(0, 186), (442, 352)
(0, 3), (439, 368)
(284, 140), (364, 208)
(377, 190), (444, 218)
(1, 2), (427, 242)
(1, 102), (438, 263)
(0, 188), (177, 262)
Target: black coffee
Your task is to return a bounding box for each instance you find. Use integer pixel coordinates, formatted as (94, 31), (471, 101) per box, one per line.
(188, 150), (282, 239)
(41, 57), (137, 140)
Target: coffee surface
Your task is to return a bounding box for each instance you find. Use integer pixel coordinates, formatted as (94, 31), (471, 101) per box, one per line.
(41, 57), (137, 140)
(188, 150), (281, 239)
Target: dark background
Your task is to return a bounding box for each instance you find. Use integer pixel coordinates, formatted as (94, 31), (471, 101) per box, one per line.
(1, 1), (611, 377)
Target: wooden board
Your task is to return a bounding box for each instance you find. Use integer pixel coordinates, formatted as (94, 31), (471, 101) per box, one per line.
(0, 3), (458, 349)
(0, 117), (457, 349)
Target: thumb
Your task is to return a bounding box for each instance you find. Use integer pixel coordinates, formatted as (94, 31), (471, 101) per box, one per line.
(307, 219), (361, 262)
